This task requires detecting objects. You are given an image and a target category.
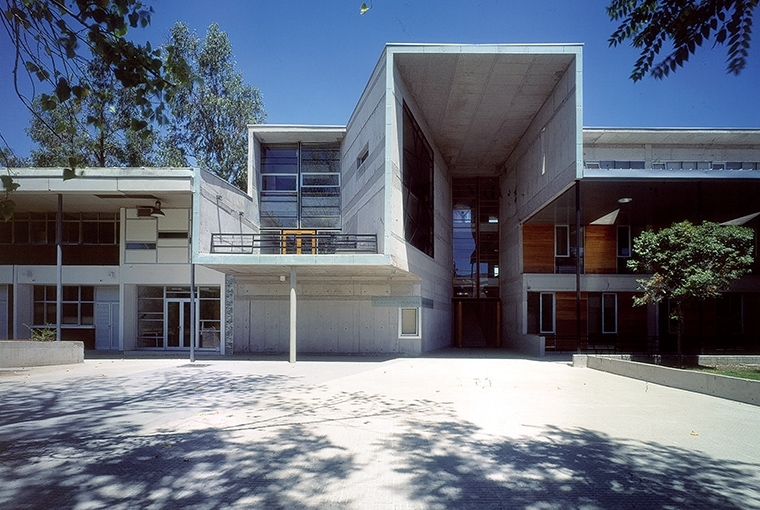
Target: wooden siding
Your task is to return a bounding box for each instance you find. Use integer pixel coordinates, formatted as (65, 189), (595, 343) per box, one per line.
(585, 225), (617, 274)
(523, 224), (555, 273)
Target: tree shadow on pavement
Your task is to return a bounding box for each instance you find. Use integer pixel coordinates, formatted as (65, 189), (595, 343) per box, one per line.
(2, 362), (759, 509)
(386, 419), (760, 509)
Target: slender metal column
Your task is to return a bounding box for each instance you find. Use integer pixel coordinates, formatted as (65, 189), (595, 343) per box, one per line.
(56, 194), (62, 341)
(575, 181), (582, 352)
(190, 263), (196, 363)
(289, 267), (297, 364)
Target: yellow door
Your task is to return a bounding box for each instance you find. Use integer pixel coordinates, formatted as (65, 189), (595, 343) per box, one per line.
(281, 230), (317, 254)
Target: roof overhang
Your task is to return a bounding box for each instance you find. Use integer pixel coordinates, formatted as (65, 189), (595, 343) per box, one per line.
(2, 167), (195, 213)
(389, 43), (581, 174)
(248, 125), (346, 145)
(584, 128), (760, 147)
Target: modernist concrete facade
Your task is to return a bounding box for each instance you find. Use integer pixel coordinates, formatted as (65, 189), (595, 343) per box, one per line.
(2, 43), (759, 356)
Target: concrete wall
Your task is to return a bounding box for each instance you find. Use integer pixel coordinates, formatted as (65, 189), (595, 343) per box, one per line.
(387, 52), (455, 352)
(0, 340), (83, 368)
(234, 277), (422, 354)
(197, 170), (257, 255)
(342, 55), (387, 248)
(501, 52), (581, 346)
(584, 143), (760, 164)
(512, 334), (546, 358)
(576, 355), (760, 406)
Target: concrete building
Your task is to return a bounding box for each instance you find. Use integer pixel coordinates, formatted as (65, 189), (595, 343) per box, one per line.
(2, 43), (759, 356)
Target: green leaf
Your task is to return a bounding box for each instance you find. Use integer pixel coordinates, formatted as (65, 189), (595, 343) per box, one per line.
(62, 167), (78, 180)
(0, 198), (16, 221)
(1, 175), (21, 192)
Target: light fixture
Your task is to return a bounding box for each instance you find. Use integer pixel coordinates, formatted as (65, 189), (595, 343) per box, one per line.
(617, 197), (633, 204)
(150, 200), (165, 218)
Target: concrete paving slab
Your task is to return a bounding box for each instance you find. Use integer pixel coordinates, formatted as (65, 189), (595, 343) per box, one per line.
(1, 354), (759, 509)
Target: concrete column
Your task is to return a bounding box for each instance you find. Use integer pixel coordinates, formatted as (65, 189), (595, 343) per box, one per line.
(289, 267), (297, 364)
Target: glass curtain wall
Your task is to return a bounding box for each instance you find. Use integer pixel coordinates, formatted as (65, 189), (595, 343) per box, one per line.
(452, 178), (499, 298)
(260, 144), (341, 229)
(452, 177), (501, 348)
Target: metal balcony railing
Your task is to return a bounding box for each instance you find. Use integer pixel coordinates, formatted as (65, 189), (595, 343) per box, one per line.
(210, 232), (378, 255)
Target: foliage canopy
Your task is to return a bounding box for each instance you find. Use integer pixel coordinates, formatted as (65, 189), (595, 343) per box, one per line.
(628, 220), (754, 362)
(159, 22), (265, 190)
(608, 0), (758, 80)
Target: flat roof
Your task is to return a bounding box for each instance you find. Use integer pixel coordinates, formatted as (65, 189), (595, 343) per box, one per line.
(247, 125), (346, 145)
(584, 128), (760, 146)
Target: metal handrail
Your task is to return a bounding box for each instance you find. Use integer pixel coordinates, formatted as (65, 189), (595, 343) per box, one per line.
(210, 232), (378, 255)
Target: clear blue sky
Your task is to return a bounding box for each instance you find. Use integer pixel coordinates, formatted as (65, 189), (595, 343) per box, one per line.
(1, 0), (758, 158)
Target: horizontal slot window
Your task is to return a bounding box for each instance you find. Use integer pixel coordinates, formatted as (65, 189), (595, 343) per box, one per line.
(158, 232), (189, 239)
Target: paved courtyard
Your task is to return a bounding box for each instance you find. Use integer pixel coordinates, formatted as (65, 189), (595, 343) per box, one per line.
(1, 352), (760, 509)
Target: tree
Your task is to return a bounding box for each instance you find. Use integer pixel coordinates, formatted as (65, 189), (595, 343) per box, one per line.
(608, 0), (758, 81)
(0, 0), (177, 216)
(628, 220), (754, 365)
(1, 0), (171, 134)
(26, 56), (157, 167)
(159, 22), (265, 190)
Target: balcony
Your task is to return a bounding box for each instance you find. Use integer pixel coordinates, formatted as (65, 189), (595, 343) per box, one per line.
(210, 232), (378, 255)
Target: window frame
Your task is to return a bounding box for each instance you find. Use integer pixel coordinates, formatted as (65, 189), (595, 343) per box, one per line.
(602, 293), (617, 334)
(398, 307), (421, 339)
(33, 285), (94, 327)
(539, 292), (555, 334)
(259, 143), (341, 230)
(555, 225), (570, 258)
(402, 101), (435, 258)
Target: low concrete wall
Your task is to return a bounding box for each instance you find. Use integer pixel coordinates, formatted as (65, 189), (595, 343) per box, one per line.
(573, 355), (760, 406)
(511, 334), (545, 358)
(0, 340), (84, 368)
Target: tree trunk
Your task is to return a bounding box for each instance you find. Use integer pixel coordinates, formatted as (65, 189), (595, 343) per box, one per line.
(676, 302), (684, 367)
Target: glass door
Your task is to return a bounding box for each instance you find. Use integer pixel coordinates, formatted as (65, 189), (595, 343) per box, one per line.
(166, 299), (192, 348)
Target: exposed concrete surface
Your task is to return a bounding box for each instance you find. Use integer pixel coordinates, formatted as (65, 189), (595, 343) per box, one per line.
(575, 354), (760, 406)
(0, 340), (83, 369)
(2, 353), (760, 509)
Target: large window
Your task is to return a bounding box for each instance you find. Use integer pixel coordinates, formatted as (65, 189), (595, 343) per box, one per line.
(137, 286), (221, 349)
(33, 285), (94, 326)
(0, 212), (119, 245)
(402, 102), (434, 257)
(260, 143), (341, 229)
(452, 177), (499, 298)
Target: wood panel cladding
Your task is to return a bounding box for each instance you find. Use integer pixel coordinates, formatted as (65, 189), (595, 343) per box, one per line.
(585, 225), (617, 274)
(523, 224), (555, 273)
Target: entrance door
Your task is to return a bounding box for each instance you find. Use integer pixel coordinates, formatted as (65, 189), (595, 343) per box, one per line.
(95, 302), (119, 350)
(166, 299), (192, 348)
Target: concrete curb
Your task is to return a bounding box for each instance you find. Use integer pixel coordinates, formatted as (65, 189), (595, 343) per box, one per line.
(0, 340), (84, 368)
(573, 354), (760, 407)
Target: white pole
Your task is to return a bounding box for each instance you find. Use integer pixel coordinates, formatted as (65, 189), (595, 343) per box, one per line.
(289, 267), (296, 364)
(190, 262), (196, 363)
(56, 194), (62, 341)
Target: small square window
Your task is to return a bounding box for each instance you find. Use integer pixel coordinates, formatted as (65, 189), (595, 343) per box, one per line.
(399, 307), (420, 338)
(357, 147), (369, 170)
